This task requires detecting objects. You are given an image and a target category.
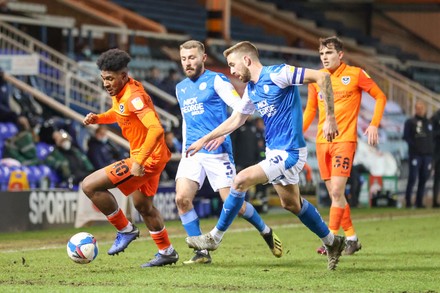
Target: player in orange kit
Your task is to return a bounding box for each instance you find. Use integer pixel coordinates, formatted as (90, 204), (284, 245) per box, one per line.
(303, 36), (387, 255)
(82, 48), (179, 267)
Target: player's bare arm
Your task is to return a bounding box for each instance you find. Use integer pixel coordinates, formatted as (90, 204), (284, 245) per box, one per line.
(303, 69), (338, 141)
(186, 111), (249, 157)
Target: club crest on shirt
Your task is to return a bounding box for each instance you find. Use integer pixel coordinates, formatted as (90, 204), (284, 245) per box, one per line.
(263, 84), (269, 94)
(341, 76), (351, 85)
(119, 104), (125, 113)
(131, 97), (144, 110)
(199, 82), (207, 91)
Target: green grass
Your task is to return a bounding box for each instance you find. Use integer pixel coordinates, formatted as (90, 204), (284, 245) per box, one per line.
(1, 208), (439, 292)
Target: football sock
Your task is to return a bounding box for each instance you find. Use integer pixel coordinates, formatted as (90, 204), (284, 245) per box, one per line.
(321, 232), (335, 246)
(150, 227), (173, 255)
(180, 208), (202, 236)
(329, 206), (345, 235)
(210, 227), (224, 244)
(297, 198), (330, 238)
(106, 208), (132, 232)
(341, 204), (357, 240)
(215, 188), (246, 232)
(242, 201), (266, 233)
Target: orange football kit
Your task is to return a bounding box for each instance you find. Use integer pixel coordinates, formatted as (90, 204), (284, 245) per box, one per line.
(303, 62), (386, 238)
(96, 78), (171, 196)
(303, 62), (386, 179)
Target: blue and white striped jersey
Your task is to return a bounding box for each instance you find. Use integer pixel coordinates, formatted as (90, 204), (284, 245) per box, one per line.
(176, 69), (246, 156)
(236, 64), (306, 151)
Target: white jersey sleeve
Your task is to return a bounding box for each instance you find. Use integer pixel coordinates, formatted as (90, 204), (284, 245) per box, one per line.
(213, 75), (242, 110)
(270, 64), (305, 88)
(233, 87), (255, 115)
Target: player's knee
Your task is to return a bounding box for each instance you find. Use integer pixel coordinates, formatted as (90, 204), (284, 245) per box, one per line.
(175, 194), (193, 211)
(133, 196), (155, 216)
(232, 173), (250, 192)
(81, 176), (96, 198)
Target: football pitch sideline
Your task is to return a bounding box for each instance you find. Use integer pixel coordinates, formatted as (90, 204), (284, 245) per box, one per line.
(0, 208), (439, 292)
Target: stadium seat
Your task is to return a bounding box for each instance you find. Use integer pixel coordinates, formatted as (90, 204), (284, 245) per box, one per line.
(36, 142), (54, 160)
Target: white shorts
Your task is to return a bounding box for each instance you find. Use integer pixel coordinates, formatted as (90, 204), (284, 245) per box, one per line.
(258, 147), (307, 186)
(175, 152), (236, 192)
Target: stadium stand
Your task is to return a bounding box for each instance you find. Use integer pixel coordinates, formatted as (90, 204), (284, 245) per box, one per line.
(0, 0), (438, 206)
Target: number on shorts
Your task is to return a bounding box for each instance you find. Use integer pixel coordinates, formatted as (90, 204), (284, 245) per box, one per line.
(223, 161), (233, 176)
(269, 155), (283, 165)
(112, 160), (130, 177)
(334, 156), (351, 170)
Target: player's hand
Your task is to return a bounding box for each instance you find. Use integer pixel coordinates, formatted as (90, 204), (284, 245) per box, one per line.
(83, 113), (98, 125)
(205, 136), (225, 152)
(131, 161), (145, 177)
(322, 116), (339, 142)
(364, 125), (379, 146)
(186, 138), (206, 157)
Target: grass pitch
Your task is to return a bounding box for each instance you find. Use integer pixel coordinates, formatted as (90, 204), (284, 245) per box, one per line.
(1, 208), (439, 292)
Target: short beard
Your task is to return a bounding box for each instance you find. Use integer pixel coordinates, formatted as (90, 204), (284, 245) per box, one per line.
(187, 64), (203, 80)
(240, 67), (251, 83)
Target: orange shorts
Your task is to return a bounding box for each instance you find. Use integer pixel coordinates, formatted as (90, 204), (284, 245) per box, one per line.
(104, 158), (166, 196)
(316, 142), (357, 180)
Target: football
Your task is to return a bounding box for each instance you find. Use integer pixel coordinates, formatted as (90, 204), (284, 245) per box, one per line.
(66, 232), (98, 264)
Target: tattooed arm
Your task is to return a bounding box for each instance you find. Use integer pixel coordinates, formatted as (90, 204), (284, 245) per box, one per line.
(303, 69), (339, 141)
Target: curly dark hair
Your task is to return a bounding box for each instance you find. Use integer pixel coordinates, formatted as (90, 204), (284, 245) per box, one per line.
(96, 48), (131, 71)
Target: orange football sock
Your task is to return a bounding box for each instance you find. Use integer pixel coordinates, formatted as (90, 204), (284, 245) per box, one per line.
(150, 227), (171, 251)
(341, 204), (356, 238)
(328, 206), (344, 235)
(106, 208), (130, 231)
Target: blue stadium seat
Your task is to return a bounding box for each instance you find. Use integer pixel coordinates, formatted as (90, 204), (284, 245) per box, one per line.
(36, 142), (54, 160)
(0, 123), (18, 140)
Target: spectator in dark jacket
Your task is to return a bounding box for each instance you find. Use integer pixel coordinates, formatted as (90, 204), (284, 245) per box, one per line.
(86, 126), (124, 170)
(46, 130), (94, 186)
(431, 109), (440, 208)
(403, 100), (433, 208)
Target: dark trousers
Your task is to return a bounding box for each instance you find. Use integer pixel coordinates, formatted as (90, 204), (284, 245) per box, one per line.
(405, 155), (433, 208)
(433, 157), (440, 206)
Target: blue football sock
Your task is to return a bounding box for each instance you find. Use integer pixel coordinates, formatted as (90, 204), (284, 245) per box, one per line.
(242, 201), (266, 232)
(297, 198), (330, 238)
(216, 188), (246, 231)
(180, 208), (202, 236)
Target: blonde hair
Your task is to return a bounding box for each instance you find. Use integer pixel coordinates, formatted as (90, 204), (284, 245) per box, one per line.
(180, 40), (205, 54)
(223, 41), (259, 59)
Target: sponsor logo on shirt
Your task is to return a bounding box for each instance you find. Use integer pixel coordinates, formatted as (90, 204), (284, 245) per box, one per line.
(131, 97), (144, 110)
(182, 97), (205, 116)
(341, 76), (351, 85)
(256, 99), (277, 117)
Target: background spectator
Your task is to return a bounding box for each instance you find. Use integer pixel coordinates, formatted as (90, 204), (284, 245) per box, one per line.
(86, 125), (125, 170)
(45, 130), (94, 186)
(431, 109), (440, 208)
(162, 130), (180, 180)
(231, 116), (260, 173)
(403, 100), (433, 208)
